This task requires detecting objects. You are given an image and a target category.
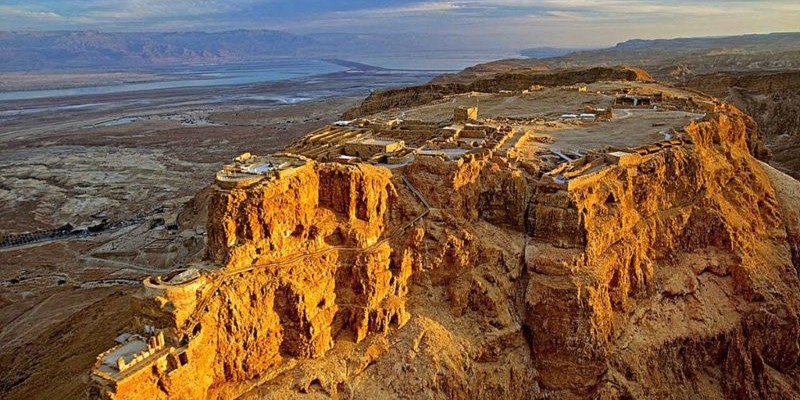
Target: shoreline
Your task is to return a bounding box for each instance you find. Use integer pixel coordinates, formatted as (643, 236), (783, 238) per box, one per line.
(0, 68), (440, 145)
(0, 68), (441, 111)
(0, 59), (455, 102)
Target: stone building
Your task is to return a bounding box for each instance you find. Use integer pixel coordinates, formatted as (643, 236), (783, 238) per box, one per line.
(454, 106), (478, 123)
(215, 153), (308, 189)
(343, 137), (405, 158)
(615, 94), (653, 107)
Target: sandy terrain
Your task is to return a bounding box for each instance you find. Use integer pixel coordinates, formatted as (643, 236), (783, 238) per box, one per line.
(0, 98), (355, 232)
(539, 109), (701, 151)
(0, 71), (178, 91)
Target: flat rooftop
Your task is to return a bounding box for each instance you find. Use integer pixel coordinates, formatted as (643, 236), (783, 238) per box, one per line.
(417, 148), (469, 160)
(542, 109), (703, 151)
(216, 153), (308, 188)
(97, 338), (147, 374)
(348, 137), (403, 146)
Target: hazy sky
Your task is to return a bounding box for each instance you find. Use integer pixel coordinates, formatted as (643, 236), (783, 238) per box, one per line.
(1, 0), (799, 47)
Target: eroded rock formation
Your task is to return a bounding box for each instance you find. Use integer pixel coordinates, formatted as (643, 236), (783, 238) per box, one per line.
(91, 162), (426, 399)
(525, 105), (800, 398)
(683, 70), (800, 178)
(92, 100), (800, 399)
(405, 151), (529, 228)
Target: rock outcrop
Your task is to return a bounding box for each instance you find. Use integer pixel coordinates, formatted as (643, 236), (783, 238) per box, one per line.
(92, 99), (800, 400)
(206, 163), (396, 269)
(683, 70), (800, 178)
(525, 105), (800, 398)
(405, 151), (529, 229)
(91, 162), (427, 399)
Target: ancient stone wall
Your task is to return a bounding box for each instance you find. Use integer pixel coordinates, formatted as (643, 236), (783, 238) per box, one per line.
(344, 66), (652, 119)
(406, 152), (529, 229)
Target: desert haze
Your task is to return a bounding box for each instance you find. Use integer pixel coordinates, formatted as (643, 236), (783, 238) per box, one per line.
(2, 1), (800, 399)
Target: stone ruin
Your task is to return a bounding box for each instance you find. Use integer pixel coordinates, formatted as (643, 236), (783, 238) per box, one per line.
(454, 106), (478, 123)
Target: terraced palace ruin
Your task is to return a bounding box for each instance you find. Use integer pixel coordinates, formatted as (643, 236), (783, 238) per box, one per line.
(89, 67), (800, 399)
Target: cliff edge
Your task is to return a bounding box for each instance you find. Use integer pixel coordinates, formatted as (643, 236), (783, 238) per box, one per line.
(89, 77), (800, 399)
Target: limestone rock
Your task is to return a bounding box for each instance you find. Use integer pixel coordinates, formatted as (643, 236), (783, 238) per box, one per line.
(92, 103), (800, 400)
(524, 106), (800, 398)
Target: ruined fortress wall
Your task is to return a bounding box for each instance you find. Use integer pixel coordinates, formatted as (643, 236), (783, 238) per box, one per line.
(454, 106), (478, 122)
(133, 276), (206, 329)
(343, 66), (651, 119)
(406, 153), (529, 229)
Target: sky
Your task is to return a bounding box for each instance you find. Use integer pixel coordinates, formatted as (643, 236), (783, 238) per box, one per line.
(1, 0), (799, 48)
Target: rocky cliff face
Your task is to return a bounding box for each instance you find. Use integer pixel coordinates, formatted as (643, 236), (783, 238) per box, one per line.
(206, 163), (396, 269)
(100, 162), (427, 399)
(405, 153), (529, 229)
(732, 87), (800, 179)
(525, 105), (800, 398)
(683, 71), (800, 99)
(683, 71), (800, 178)
(95, 103), (800, 400)
(343, 66), (652, 119)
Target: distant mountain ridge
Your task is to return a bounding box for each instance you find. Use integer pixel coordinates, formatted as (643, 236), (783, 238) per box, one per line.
(4, 30), (799, 75)
(518, 47), (594, 59)
(548, 32), (800, 76)
(0, 30), (318, 70)
(459, 32), (800, 83)
(0, 30), (469, 71)
(610, 32), (800, 52)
